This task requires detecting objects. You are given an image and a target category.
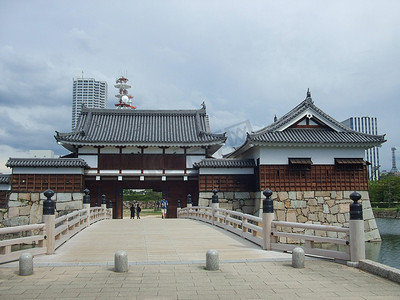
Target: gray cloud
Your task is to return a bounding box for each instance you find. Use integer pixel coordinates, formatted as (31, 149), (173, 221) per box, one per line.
(0, 0), (399, 173)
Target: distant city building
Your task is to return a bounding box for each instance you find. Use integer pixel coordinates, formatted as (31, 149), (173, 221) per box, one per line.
(342, 116), (380, 180)
(72, 78), (107, 130)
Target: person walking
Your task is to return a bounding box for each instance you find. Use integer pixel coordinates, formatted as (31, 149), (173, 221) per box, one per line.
(136, 204), (141, 219)
(130, 203), (135, 219)
(160, 197), (168, 219)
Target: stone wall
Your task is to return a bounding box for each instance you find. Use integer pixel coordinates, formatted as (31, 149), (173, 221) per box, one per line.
(199, 189), (380, 242)
(0, 192), (83, 227)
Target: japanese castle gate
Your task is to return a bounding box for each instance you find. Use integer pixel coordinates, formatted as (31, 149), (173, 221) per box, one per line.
(5, 91), (386, 240)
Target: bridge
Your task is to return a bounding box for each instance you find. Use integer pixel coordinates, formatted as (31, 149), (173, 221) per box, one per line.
(1, 192), (400, 298)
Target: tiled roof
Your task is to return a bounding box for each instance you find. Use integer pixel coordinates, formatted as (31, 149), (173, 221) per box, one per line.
(6, 158), (90, 168)
(249, 128), (385, 146)
(0, 174), (10, 184)
(55, 107), (226, 151)
(194, 159), (256, 168)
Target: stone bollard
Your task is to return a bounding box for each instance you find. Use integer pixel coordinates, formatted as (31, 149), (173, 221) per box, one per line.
(19, 253), (33, 276)
(206, 249), (219, 271)
(187, 194), (192, 208)
(114, 250), (128, 272)
(292, 247), (305, 268)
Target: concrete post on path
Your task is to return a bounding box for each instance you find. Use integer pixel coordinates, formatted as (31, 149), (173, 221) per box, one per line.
(108, 198), (113, 219)
(43, 189), (55, 255)
(262, 189), (274, 250)
(83, 188), (91, 226)
(349, 191), (365, 265)
(177, 199), (181, 217)
(211, 189), (219, 225)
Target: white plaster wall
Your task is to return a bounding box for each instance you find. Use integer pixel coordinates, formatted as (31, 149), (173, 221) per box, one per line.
(187, 148), (206, 154)
(258, 147), (365, 165)
(186, 155), (205, 168)
(143, 147), (163, 154)
(100, 147), (119, 154)
(165, 147), (185, 154)
(122, 147), (141, 154)
(78, 147), (97, 154)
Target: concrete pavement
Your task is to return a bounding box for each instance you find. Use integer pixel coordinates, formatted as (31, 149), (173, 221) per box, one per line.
(0, 216), (399, 299)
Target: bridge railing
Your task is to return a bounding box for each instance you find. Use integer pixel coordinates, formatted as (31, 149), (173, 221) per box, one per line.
(0, 189), (113, 264)
(178, 190), (365, 263)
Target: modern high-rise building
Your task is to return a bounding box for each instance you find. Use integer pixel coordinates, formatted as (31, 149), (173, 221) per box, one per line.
(72, 78), (107, 130)
(342, 116), (380, 180)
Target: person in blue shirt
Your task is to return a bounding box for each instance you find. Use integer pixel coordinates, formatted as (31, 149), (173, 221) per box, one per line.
(160, 197), (168, 219)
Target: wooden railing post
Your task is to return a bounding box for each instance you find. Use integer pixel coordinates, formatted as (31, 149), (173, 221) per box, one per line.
(43, 189), (55, 255)
(211, 189), (219, 225)
(349, 191), (365, 264)
(83, 188), (91, 226)
(262, 189), (274, 250)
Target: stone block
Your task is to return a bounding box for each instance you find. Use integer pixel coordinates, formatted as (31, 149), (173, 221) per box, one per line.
(242, 206), (254, 214)
(296, 191), (304, 200)
(286, 209), (297, 222)
(338, 203), (349, 213)
(274, 200), (285, 210)
(219, 203), (232, 210)
(8, 200), (24, 207)
(8, 206), (19, 218)
(362, 199), (372, 209)
(198, 198), (208, 206)
(56, 193), (72, 202)
(308, 198), (317, 206)
(284, 201), (290, 209)
(244, 199), (254, 206)
(327, 231), (338, 238)
(317, 197), (324, 204)
(31, 193), (40, 202)
(297, 215), (308, 223)
(337, 213), (346, 223)
(276, 210), (285, 221)
(56, 201), (83, 211)
(3, 216), (29, 226)
(18, 193), (31, 201)
(315, 191), (330, 197)
(9, 193), (18, 201)
(363, 208), (375, 220)
(318, 212), (325, 222)
(72, 192), (83, 201)
(288, 191), (296, 200)
(291, 200), (306, 208)
(364, 229), (381, 242)
(200, 192), (213, 199)
(330, 191), (336, 199)
(326, 214), (337, 223)
(301, 207), (309, 216)
(335, 191), (343, 200)
(308, 214), (318, 221)
(326, 200), (335, 207)
(29, 203), (42, 225)
(323, 204), (329, 214)
(278, 192), (288, 201)
(368, 219), (378, 231)
(19, 205), (31, 216)
(330, 205), (339, 214)
(303, 191), (314, 199)
(309, 205), (321, 213)
(224, 192), (234, 199)
(358, 190), (369, 200)
(235, 192), (250, 199)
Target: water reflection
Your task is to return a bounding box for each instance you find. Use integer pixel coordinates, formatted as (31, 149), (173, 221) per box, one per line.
(366, 218), (400, 270)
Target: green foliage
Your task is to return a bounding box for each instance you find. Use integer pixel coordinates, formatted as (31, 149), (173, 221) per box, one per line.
(123, 189), (162, 202)
(369, 174), (400, 207)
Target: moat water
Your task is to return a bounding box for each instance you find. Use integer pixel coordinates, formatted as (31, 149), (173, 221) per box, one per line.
(366, 218), (400, 270)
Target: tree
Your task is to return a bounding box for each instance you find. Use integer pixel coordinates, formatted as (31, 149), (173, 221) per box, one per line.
(369, 174), (400, 207)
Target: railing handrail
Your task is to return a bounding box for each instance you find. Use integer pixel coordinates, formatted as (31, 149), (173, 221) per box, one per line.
(178, 205), (351, 261)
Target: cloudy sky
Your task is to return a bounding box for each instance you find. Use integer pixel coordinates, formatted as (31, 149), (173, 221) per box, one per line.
(1, 0), (399, 174)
